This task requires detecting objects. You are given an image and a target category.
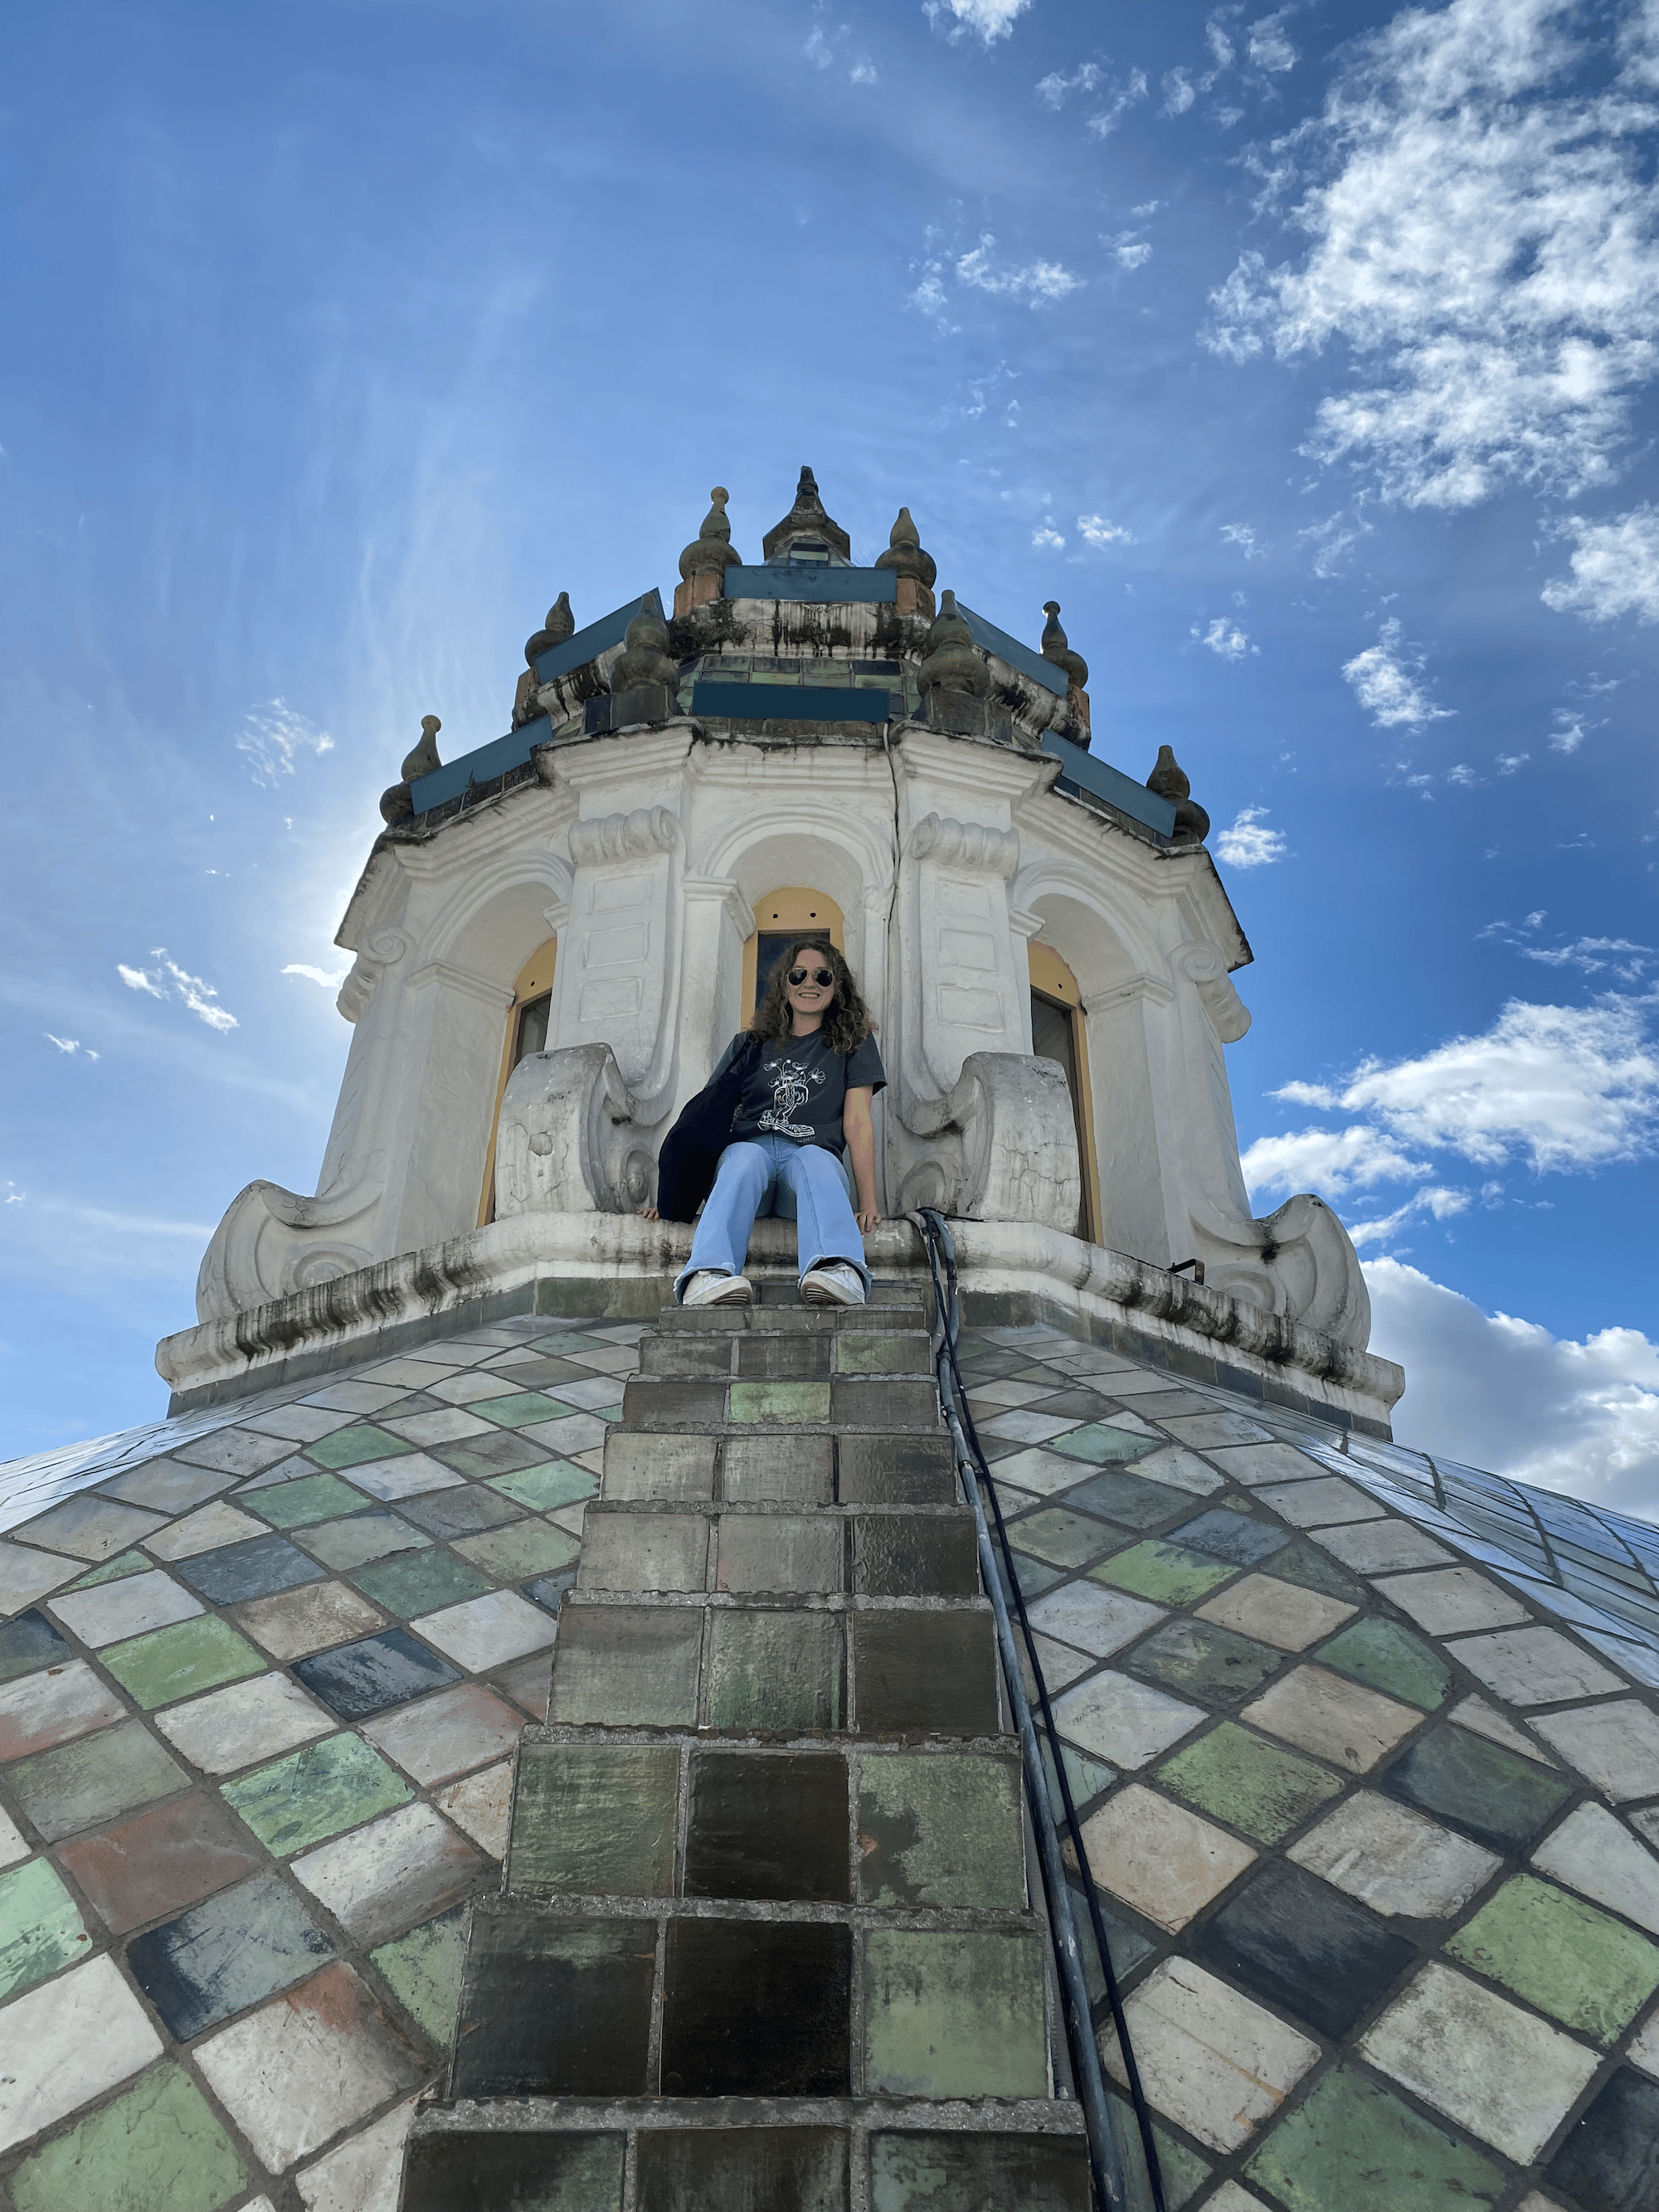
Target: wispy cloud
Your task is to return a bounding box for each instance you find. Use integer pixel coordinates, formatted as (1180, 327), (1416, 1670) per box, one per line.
(1102, 230), (1152, 270)
(236, 698), (334, 790)
(1247, 10), (1298, 74)
(924, 0), (1032, 46)
(1077, 513), (1134, 547)
(1243, 1122), (1433, 1200)
(1031, 524), (1065, 550)
(1084, 69), (1148, 139)
(1194, 616), (1257, 660)
(1342, 618), (1452, 727)
(1542, 505), (1659, 625)
(956, 233), (1083, 304)
(1220, 523), (1262, 558)
(44, 1034), (100, 1061)
(1348, 1184), (1471, 1247)
(1035, 63), (1102, 109)
(1215, 805), (1287, 866)
(117, 950), (238, 1033)
(1480, 913), (1654, 983)
(282, 962), (352, 989)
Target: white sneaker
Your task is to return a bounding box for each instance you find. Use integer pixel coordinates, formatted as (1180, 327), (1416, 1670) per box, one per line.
(800, 1262), (866, 1306)
(682, 1270), (752, 1307)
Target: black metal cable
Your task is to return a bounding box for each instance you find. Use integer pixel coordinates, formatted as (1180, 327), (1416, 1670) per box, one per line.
(916, 1209), (1170, 2212)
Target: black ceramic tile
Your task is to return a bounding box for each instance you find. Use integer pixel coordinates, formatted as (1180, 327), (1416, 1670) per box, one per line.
(450, 1908), (657, 2098)
(1267, 1541), (1365, 1605)
(737, 1334), (830, 1381)
(1125, 1618), (1286, 1708)
(395, 1485), (524, 1538)
(1382, 1724), (1573, 1852)
(720, 1435), (834, 1505)
(526, 1567), (580, 1616)
(1062, 1471), (1192, 1531)
(0, 1607), (75, 1684)
(402, 2132), (625, 2212)
(854, 1517), (980, 1597)
(1545, 2067), (1659, 2212)
(429, 1427), (549, 1480)
(623, 1378), (728, 1427)
(1033, 1389), (1117, 1419)
(836, 1435), (958, 1505)
(128, 1870), (335, 2039)
(636, 2127), (849, 2212)
(830, 1377), (937, 1428)
(869, 2131), (1092, 2209)
(660, 1918), (851, 2097)
(293, 1628), (461, 1719)
(175, 1533), (328, 1606)
(495, 1355), (601, 1388)
(1168, 1510), (1292, 1567)
(853, 1612), (1001, 1736)
(1192, 1860), (1415, 2039)
(684, 1752), (849, 1903)
(370, 1392), (450, 1420)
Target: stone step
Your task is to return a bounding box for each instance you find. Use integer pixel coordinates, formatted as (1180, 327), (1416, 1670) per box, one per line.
(602, 1427), (960, 1507)
(444, 1894), (1053, 2106)
(640, 1325), (932, 1379)
(547, 1594), (1004, 1737)
(400, 2098), (1091, 2211)
(575, 1500), (980, 1599)
(654, 1289), (927, 1334)
(620, 1373), (943, 1431)
(503, 1732), (1027, 1912)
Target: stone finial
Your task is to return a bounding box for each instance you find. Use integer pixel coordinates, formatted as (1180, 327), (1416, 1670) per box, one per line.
(761, 464), (852, 564)
(675, 488), (742, 615)
(1147, 744), (1210, 843)
(381, 715), (443, 824)
(608, 600), (679, 728)
(917, 589), (990, 734)
(874, 506), (937, 619)
(524, 592), (575, 668)
(1041, 600), (1092, 737)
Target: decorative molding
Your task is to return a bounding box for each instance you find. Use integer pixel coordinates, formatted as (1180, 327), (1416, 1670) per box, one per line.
(681, 876), (754, 940)
(1175, 941), (1252, 1043)
(568, 806), (682, 867)
(406, 959), (515, 1010)
(909, 813), (1019, 878)
(1090, 970), (1177, 1015)
(335, 929), (411, 1024)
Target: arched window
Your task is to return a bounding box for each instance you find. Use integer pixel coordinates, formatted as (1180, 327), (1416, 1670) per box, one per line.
(479, 936), (558, 1226)
(1029, 941), (1100, 1244)
(742, 888), (846, 1022)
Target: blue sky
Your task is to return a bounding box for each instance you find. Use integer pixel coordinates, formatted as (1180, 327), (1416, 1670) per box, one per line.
(3, 0), (1657, 1512)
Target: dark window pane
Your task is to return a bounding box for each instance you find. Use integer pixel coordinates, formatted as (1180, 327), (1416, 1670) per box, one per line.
(1031, 990), (1087, 1239)
(514, 993), (551, 1064)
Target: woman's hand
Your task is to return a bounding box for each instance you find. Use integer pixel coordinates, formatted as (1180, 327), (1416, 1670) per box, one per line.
(637, 1204), (660, 1221)
(855, 1207), (880, 1235)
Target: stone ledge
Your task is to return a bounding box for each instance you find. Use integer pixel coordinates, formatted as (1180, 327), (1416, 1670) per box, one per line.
(155, 1209), (1403, 1430)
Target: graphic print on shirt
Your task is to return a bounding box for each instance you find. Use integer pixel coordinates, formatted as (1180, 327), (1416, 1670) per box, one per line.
(755, 1053), (824, 1142)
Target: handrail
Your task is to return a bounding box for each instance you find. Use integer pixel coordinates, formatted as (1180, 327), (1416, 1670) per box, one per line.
(912, 1208), (1168, 2212)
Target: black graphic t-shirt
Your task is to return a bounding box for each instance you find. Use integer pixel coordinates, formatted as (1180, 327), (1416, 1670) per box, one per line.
(716, 1029), (886, 1157)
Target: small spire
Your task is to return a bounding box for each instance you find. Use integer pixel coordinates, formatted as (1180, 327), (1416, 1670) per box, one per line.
(1041, 600), (1091, 735)
(524, 592), (574, 668)
(917, 590), (989, 698)
(761, 464), (851, 563)
(400, 714), (442, 782)
(1146, 745), (1210, 844)
(874, 505), (937, 618)
(679, 487), (742, 580)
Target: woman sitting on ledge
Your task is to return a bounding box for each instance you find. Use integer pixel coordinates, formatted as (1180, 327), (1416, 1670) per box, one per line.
(640, 940), (883, 1308)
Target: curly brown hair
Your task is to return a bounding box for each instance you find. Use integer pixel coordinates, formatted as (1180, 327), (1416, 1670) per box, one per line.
(749, 939), (874, 1056)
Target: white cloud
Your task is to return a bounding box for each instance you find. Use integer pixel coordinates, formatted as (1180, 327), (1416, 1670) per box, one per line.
(1205, 18), (1235, 70)
(1496, 750), (1530, 773)
(236, 698), (334, 790)
(1366, 1256), (1659, 1520)
(1162, 66), (1196, 114)
(282, 962), (352, 989)
(1347, 1184), (1472, 1246)
(1541, 504), (1659, 625)
(1204, 0), (1659, 509)
(1078, 513), (1135, 546)
(1036, 64), (1102, 109)
(1102, 231), (1153, 270)
(1247, 11), (1297, 72)
(1549, 709), (1590, 753)
(1220, 523), (1262, 557)
(1479, 918), (1655, 981)
(43, 1033), (100, 1061)
(956, 234), (1083, 304)
(1275, 994), (1659, 1173)
(1085, 69), (1149, 139)
(116, 950), (239, 1034)
(805, 23), (834, 67)
(1243, 1122), (1433, 1201)
(850, 56), (878, 84)
(1031, 525), (1066, 549)
(1298, 509), (1367, 577)
(1342, 618), (1453, 727)
(925, 0), (1032, 45)
(1215, 805), (1287, 866)
(1194, 616), (1257, 659)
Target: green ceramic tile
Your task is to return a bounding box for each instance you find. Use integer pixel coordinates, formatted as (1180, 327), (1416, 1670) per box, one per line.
(486, 1461), (598, 1510)
(348, 1548), (494, 1616)
(1270, 1540), (1365, 1605)
(728, 1380), (832, 1423)
(372, 1903), (466, 2045)
(0, 1857), (89, 2000)
(1447, 1872), (1659, 2044)
(1039, 1734), (1117, 1819)
(63, 1550), (153, 1591)
(100, 1616), (265, 1710)
(1126, 1617), (1286, 1707)
(299, 1513), (432, 1569)
(1047, 1422), (1155, 1465)
(508, 1742), (679, 1896)
(1103, 2098), (1211, 2212)
(859, 1754), (1026, 1908)
(1244, 2060), (1505, 2211)
(531, 1331), (603, 1354)
(9, 2060), (248, 2212)
(453, 1519), (581, 1583)
(474, 1391), (572, 1429)
(246, 1471), (372, 1529)
(1156, 1720), (1345, 1844)
(6, 1720), (187, 1840)
(864, 1929), (1048, 2098)
(835, 1333), (922, 1375)
(707, 1610), (842, 1730)
(1317, 1616), (1452, 1710)
(304, 1422), (413, 1468)
(1091, 1540), (1237, 1607)
(1009, 1508), (1116, 1570)
(221, 1730), (411, 1855)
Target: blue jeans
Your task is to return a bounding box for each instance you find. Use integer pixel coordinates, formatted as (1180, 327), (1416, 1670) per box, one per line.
(674, 1136), (870, 1301)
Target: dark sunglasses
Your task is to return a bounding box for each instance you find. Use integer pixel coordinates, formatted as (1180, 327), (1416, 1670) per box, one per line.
(787, 966), (834, 987)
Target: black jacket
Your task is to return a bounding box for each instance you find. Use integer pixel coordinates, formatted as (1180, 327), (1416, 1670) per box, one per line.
(653, 1034), (761, 1223)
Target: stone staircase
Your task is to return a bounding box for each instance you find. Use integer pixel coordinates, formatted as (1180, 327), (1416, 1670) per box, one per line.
(397, 1286), (1092, 2210)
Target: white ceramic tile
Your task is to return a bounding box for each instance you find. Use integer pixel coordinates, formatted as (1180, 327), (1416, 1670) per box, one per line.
(49, 1568), (202, 1648)
(1531, 1801), (1659, 1933)
(1447, 1626), (1625, 1708)
(301, 1382), (406, 1414)
(1530, 1699), (1659, 1801)
(1287, 1791), (1501, 1918)
(435, 1758), (513, 1858)
(156, 1672), (333, 1774)
(1100, 1957), (1319, 2153)
(361, 1682), (524, 1784)
(1448, 1694), (1559, 1766)
(1371, 1568), (1531, 1636)
(144, 1501), (269, 1562)
(171, 1429), (299, 1477)
(360, 1357), (465, 1388)
(411, 1590), (558, 1672)
(1203, 1442), (1329, 1486)
(1194, 1575), (1355, 1652)
(0, 1659), (126, 1760)
(1028, 1582), (1165, 1659)
(1253, 1478), (1383, 1529)
(0, 1953), (163, 2152)
(428, 1370), (524, 1405)
(1238, 1665), (1421, 1773)
(981, 1447), (1095, 1499)
(1122, 1446), (1224, 1496)
(1160, 1413), (1273, 1449)
(541, 1376), (627, 1413)
(1051, 1670), (1204, 1770)
(977, 1409), (1081, 1446)
(12, 1493), (168, 1563)
(337, 1454), (466, 1503)
(0, 1804), (29, 1869)
(1359, 1962), (1598, 2164)
(1627, 2007), (1659, 2082)
(291, 1803), (482, 1947)
(238, 1405), (361, 1442)
(518, 1413), (611, 1457)
(295, 2094), (421, 2212)
(376, 1408), (494, 1447)
(1079, 1784), (1257, 1932)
